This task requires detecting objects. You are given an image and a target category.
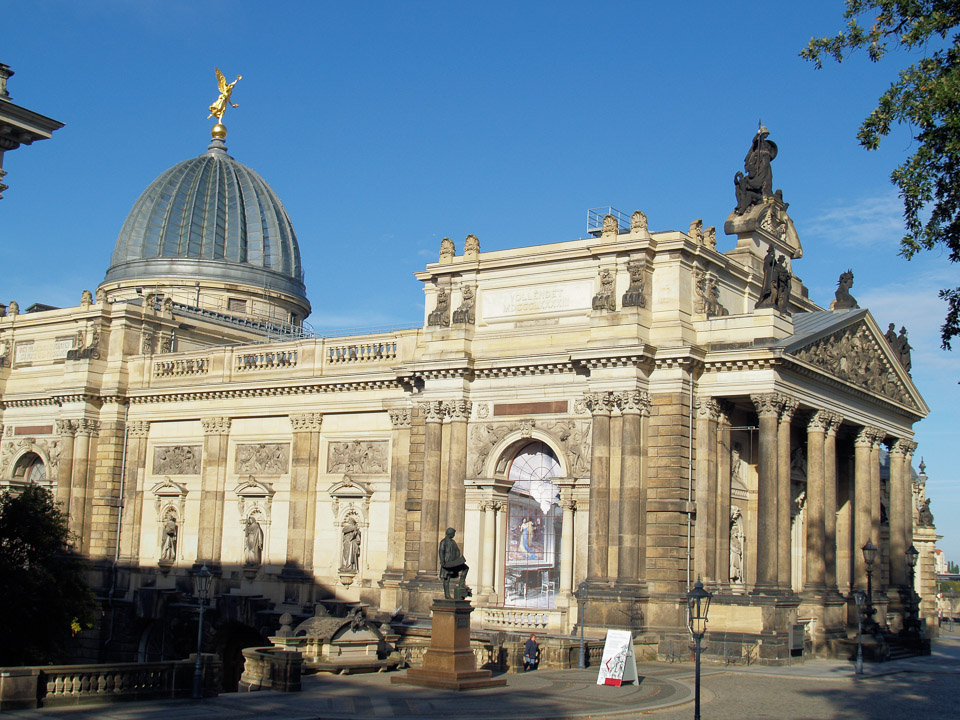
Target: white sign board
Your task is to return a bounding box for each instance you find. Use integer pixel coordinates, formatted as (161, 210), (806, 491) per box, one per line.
(596, 629), (638, 686)
(481, 280), (593, 322)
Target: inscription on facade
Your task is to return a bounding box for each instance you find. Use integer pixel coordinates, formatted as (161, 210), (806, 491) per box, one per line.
(153, 446), (202, 475)
(482, 280), (593, 321)
(236, 443), (290, 475)
(327, 440), (388, 474)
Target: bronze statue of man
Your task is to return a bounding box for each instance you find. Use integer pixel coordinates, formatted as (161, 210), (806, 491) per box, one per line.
(438, 527), (471, 600)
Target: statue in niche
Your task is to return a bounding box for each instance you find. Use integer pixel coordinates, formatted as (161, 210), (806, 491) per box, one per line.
(918, 498), (934, 527)
(160, 514), (178, 561)
(438, 527), (471, 600)
(428, 288), (450, 327)
(730, 506), (744, 584)
(340, 518), (361, 572)
(731, 442), (747, 489)
(832, 270), (859, 310)
(734, 125), (779, 215)
(243, 516), (264, 566)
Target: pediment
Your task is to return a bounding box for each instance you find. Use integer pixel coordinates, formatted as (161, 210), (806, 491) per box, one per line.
(233, 475), (274, 498)
(787, 314), (923, 412)
(327, 475), (371, 498)
(152, 477), (188, 498)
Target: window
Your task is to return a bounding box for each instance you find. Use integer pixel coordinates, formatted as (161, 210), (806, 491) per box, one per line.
(228, 298), (247, 313)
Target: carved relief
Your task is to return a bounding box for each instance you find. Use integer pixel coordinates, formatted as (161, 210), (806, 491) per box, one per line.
(439, 237), (455, 262)
(141, 328), (155, 355)
(327, 440), (388, 474)
(236, 443), (290, 475)
(469, 423), (514, 476)
(538, 419), (592, 477)
(428, 287), (451, 327)
(463, 233), (480, 258)
(476, 403), (490, 419)
(290, 413), (322, 432)
(622, 260), (646, 308)
(704, 226), (716, 249)
(152, 445), (202, 475)
(388, 408), (412, 427)
(452, 285), (476, 325)
(591, 269), (615, 311)
(0, 437), (61, 479)
(695, 270), (728, 317)
(688, 218), (704, 243)
(630, 210), (648, 233)
(792, 321), (914, 406)
(601, 214), (619, 238)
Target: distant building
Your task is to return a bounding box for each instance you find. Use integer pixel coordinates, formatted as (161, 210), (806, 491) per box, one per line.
(0, 106), (937, 667)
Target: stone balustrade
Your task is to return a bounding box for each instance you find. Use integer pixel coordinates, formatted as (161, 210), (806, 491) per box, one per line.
(328, 340), (398, 364)
(153, 357), (208, 377)
(236, 349), (298, 371)
(0, 655), (220, 710)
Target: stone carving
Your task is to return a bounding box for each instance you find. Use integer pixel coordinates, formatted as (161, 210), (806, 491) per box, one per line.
(755, 245), (791, 313)
(290, 413), (322, 432)
(759, 205), (788, 241)
(631, 210), (648, 233)
(751, 393), (785, 418)
(388, 408), (412, 427)
(470, 423), (514, 476)
(158, 334), (172, 354)
(538, 420), (591, 476)
(618, 390), (652, 415)
(201, 417), (231, 434)
(730, 506), (745, 585)
(832, 270), (859, 310)
(80, 289), (92, 307)
(888, 326), (913, 373)
(573, 397), (588, 415)
(476, 403), (489, 419)
(688, 219), (704, 243)
(428, 288), (450, 327)
(153, 445), (202, 475)
(327, 440), (388, 474)
(452, 285), (476, 325)
(163, 296), (173, 314)
(591, 269), (615, 312)
(695, 270), (728, 317)
(236, 443), (289, 475)
(444, 400), (472, 420)
(519, 419), (535, 438)
(141, 328), (155, 355)
(601, 214), (619, 238)
(734, 125), (779, 215)
(67, 324), (101, 360)
(95, 288), (106, 304)
(8, 300), (18, 317)
(585, 392), (618, 415)
(704, 226), (717, 249)
(56, 419), (77, 437)
(792, 321), (913, 405)
(790, 444), (807, 481)
(622, 260), (646, 308)
(0, 437), (60, 479)
(917, 498), (934, 527)
(463, 233), (480, 258)
(439, 237), (455, 262)
(160, 514), (178, 562)
(420, 401), (446, 422)
(439, 527), (471, 600)
(233, 476), (275, 525)
(244, 516), (264, 566)
(340, 517), (361, 572)
(731, 442), (748, 491)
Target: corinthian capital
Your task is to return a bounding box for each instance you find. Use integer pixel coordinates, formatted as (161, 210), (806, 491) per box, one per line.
(695, 396), (721, 420)
(56, 419), (77, 437)
(127, 420), (151, 438)
(584, 392), (616, 416)
(419, 401), (445, 422)
(617, 390), (651, 415)
(750, 393), (783, 418)
(289, 413), (322, 432)
(807, 410), (829, 433)
(388, 408), (411, 428)
(444, 400), (472, 421)
(201, 416), (232, 435)
(779, 396), (799, 423)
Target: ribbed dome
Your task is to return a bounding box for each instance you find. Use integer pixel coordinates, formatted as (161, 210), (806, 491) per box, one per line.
(102, 138), (306, 301)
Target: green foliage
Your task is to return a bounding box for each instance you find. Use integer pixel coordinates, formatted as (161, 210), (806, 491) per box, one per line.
(0, 485), (97, 666)
(802, 0), (960, 349)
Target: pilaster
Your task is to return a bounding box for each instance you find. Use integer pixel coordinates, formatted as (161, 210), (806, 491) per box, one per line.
(694, 396), (720, 583)
(285, 413), (322, 576)
(198, 416), (231, 566)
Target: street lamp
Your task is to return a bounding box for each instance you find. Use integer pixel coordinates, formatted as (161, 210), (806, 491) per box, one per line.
(575, 580), (587, 668)
(853, 589), (866, 675)
(905, 544), (920, 634)
(192, 564), (212, 700)
(861, 541), (878, 633)
(686, 577), (712, 720)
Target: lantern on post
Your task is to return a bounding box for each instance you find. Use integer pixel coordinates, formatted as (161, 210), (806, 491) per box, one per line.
(686, 577), (712, 720)
(192, 564), (213, 700)
(861, 540), (878, 632)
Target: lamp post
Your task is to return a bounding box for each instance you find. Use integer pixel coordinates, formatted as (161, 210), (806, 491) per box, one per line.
(861, 540), (878, 633)
(192, 564), (212, 700)
(905, 544), (919, 634)
(686, 577), (712, 720)
(853, 589), (866, 675)
(576, 580), (587, 668)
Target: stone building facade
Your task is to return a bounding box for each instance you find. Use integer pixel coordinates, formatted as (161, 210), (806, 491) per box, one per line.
(0, 123), (936, 664)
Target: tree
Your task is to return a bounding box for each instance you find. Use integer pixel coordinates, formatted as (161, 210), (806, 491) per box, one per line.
(802, 1), (960, 349)
(0, 485), (96, 665)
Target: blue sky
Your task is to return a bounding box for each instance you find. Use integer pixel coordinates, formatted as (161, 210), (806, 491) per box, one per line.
(2, 1), (958, 561)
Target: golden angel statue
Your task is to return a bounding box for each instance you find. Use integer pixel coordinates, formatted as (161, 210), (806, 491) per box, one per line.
(208, 68), (242, 122)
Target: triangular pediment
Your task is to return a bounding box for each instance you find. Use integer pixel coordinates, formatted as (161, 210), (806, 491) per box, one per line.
(786, 311), (925, 414)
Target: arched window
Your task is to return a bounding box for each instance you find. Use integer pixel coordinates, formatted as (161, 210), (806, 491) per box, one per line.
(504, 441), (562, 609)
(12, 452), (49, 489)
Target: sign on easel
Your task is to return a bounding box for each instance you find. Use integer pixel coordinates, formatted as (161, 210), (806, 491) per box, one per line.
(596, 629), (638, 686)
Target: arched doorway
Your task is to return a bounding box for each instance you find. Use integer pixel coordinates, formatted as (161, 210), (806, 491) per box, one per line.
(504, 441), (562, 609)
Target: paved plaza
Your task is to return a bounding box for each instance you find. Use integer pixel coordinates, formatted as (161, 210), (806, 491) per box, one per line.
(4, 631), (958, 720)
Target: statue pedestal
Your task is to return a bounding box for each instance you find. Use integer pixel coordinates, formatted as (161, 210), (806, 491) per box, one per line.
(391, 600), (505, 691)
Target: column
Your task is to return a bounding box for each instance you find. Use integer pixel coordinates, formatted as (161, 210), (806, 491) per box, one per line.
(901, 441), (917, 565)
(385, 408), (412, 576)
(824, 414), (842, 591)
(198, 416), (231, 565)
(853, 427), (874, 587)
(119, 420), (150, 562)
(480, 500), (499, 595)
(617, 391), (648, 583)
(418, 401), (445, 575)
(804, 411), (828, 590)
(560, 498), (576, 596)
(71, 419), (99, 553)
(715, 404), (732, 586)
(778, 397), (798, 589)
(870, 430), (884, 552)
(887, 440), (907, 587)
(444, 400), (471, 533)
(586, 392), (614, 580)
(55, 420), (76, 515)
(751, 393), (783, 590)
(286, 413), (322, 573)
(694, 397), (720, 583)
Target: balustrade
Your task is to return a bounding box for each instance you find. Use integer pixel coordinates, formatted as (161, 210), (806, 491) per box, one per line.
(153, 357), (208, 377)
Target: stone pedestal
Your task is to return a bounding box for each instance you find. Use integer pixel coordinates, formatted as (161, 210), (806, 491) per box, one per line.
(392, 600), (505, 691)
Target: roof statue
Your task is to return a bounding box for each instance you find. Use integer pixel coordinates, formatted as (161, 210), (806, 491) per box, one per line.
(734, 123), (780, 215)
(208, 67), (241, 138)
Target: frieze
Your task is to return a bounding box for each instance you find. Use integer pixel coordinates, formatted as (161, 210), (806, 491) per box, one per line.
(153, 445), (202, 475)
(791, 321), (914, 407)
(327, 440), (388, 474)
(236, 443), (290, 475)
